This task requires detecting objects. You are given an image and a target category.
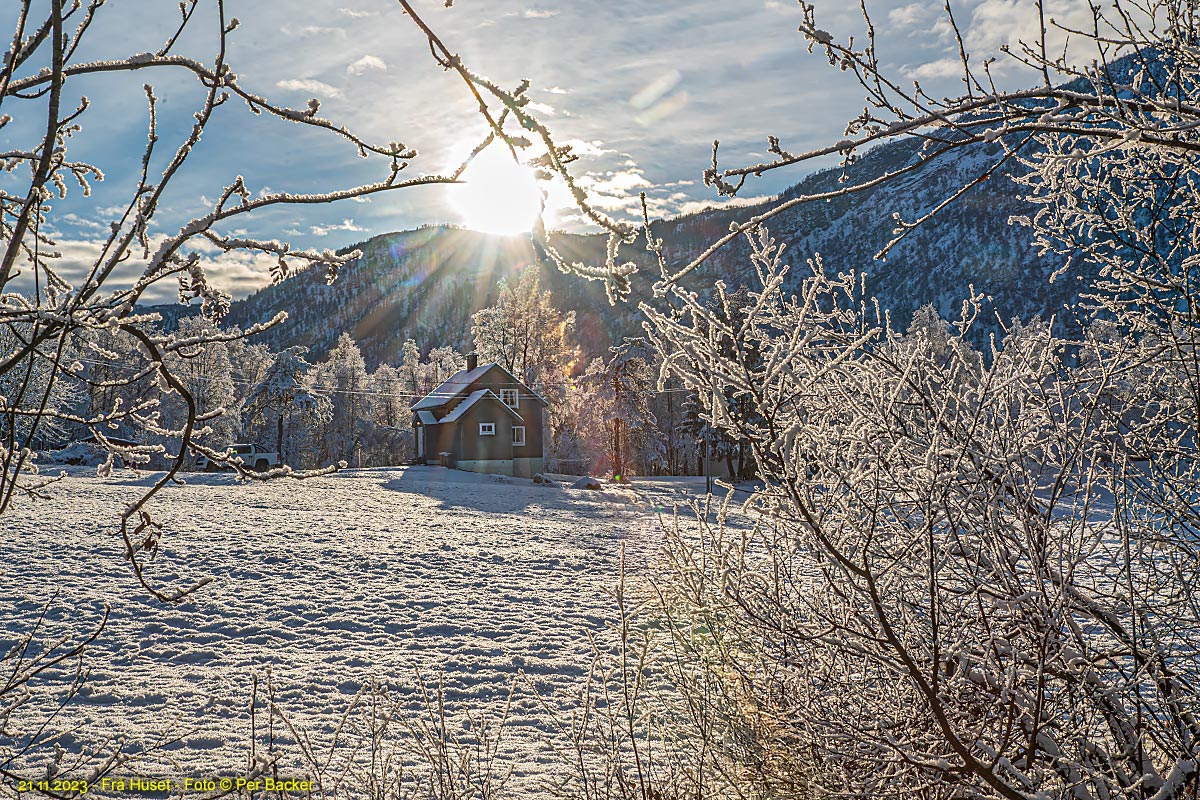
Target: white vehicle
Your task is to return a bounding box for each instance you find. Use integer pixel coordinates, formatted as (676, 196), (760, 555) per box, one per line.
(194, 443), (280, 472)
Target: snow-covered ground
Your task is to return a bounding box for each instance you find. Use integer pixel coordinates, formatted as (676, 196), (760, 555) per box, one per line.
(1, 466), (696, 792)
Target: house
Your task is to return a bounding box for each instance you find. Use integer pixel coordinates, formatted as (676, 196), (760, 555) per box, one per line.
(409, 354), (547, 477)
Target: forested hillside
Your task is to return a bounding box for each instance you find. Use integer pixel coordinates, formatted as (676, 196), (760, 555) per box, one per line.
(160, 134), (1075, 367)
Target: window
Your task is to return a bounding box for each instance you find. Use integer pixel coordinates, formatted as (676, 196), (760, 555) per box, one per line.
(512, 425), (526, 446)
(500, 388), (519, 408)
(479, 422), (495, 436)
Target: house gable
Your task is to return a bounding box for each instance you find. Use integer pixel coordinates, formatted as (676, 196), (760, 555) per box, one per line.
(439, 389), (523, 423)
(409, 362), (548, 415)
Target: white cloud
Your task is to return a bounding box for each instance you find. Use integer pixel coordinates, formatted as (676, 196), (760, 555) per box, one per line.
(310, 218), (366, 236)
(574, 168), (654, 212)
(337, 7), (377, 18)
(591, 170), (652, 194)
(889, 3), (926, 27)
(60, 213), (107, 232)
(281, 24), (346, 38)
(525, 101), (555, 115)
(903, 58), (965, 81)
(561, 139), (613, 158)
(347, 55), (387, 76)
(926, 0), (1102, 73)
(524, 9), (557, 18)
(276, 78), (341, 97)
(8, 233), (284, 307)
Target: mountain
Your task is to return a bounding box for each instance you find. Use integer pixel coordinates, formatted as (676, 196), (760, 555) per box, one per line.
(159, 134), (1083, 368)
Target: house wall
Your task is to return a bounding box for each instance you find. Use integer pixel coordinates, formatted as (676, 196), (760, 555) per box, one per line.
(511, 402), (543, 461)
(458, 400), (515, 464)
(425, 423), (457, 466)
(464, 366), (546, 461)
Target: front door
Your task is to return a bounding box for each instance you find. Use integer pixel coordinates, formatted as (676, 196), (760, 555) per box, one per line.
(417, 425), (425, 459)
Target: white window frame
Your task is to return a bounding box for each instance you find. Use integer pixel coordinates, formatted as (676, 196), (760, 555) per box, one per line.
(499, 388), (519, 408)
(512, 425), (526, 446)
(479, 422), (496, 436)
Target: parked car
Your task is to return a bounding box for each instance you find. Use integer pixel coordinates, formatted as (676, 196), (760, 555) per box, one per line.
(194, 443), (280, 472)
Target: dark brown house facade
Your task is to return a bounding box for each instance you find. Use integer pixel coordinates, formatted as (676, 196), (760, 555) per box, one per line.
(409, 355), (547, 478)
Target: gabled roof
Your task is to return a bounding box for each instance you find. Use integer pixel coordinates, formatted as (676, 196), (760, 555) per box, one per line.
(410, 364), (493, 411)
(409, 362), (550, 411)
(415, 410), (438, 425)
(438, 389), (524, 423)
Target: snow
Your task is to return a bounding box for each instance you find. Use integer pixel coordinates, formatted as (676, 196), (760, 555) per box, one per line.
(1, 466), (674, 789)
(408, 364), (494, 410)
(438, 389), (523, 423)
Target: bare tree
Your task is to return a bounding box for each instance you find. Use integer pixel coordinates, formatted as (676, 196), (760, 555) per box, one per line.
(616, 4), (1200, 796)
(640, 226), (1200, 798)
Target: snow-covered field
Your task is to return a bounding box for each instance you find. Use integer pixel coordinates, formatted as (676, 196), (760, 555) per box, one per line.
(1, 466), (692, 792)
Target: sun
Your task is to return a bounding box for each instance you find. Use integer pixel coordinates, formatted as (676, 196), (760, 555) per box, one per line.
(451, 144), (543, 236)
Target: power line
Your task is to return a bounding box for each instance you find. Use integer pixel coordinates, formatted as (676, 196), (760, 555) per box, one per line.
(64, 355), (701, 402)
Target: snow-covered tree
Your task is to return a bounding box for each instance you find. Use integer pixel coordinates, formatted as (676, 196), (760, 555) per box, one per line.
(243, 347), (327, 467)
(316, 333), (371, 467)
(73, 326), (162, 457)
(472, 267), (578, 391)
(581, 338), (662, 479)
(227, 335), (274, 401)
(637, 221), (1200, 798)
(397, 338), (425, 396)
(158, 317), (239, 458)
(0, 322), (82, 455)
(367, 364), (404, 432)
(365, 363), (413, 465)
(423, 346), (465, 394)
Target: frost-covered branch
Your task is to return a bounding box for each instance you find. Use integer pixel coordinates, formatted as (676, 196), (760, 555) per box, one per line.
(658, 0), (1200, 286)
(638, 229), (1200, 798)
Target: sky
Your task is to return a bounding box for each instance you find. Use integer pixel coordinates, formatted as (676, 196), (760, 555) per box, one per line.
(2, 0), (1096, 304)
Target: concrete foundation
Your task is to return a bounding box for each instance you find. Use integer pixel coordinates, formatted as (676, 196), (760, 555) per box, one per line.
(456, 459), (514, 476)
(512, 457), (545, 479)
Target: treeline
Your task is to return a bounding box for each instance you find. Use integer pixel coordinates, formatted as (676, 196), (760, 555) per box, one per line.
(20, 266), (754, 478)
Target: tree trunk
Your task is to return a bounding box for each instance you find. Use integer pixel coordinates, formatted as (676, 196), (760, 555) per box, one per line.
(613, 420), (622, 479)
(276, 410), (285, 463)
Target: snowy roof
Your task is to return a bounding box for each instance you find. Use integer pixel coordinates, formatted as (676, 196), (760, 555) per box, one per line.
(438, 389), (524, 424)
(410, 364), (492, 411)
(409, 362), (549, 411)
(416, 410), (438, 425)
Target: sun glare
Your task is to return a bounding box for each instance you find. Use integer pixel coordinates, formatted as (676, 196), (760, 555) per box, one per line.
(452, 145), (543, 236)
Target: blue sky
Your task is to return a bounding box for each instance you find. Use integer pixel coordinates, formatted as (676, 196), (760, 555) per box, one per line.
(3, 0), (1088, 303)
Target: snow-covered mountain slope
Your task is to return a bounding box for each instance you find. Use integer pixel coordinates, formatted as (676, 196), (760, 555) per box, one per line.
(167, 133), (1080, 365)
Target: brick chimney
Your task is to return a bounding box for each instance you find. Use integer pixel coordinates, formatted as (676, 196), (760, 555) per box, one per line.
(466, 352), (478, 372)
